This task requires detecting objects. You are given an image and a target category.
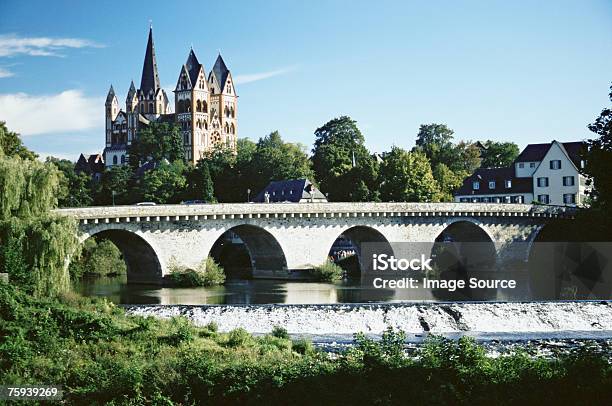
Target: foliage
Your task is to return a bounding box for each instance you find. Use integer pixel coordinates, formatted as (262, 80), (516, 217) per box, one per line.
(0, 146), (79, 297)
(432, 163), (467, 202)
(480, 140), (520, 168)
(46, 157), (94, 207)
(584, 84), (612, 212)
(128, 122), (185, 167)
(185, 160), (216, 203)
(0, 121), (37, 160)
(69, 238), (127, 279)
(1, 284), (612, 405)
(139, 161), (188, 204)
(379, 147), (439, 202)
(310, 261), (344, 282)
(95, 165), (134, 206)
(312, 116), (379, 201)
(168, 257), (226, 287)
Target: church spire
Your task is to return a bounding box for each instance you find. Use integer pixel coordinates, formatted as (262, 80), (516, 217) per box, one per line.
(139, 27), (161, 95)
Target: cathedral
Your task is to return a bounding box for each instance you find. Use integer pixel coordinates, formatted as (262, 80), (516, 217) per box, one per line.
(104, 27), (238, 167)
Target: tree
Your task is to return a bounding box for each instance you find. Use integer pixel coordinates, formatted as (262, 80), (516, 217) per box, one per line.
(584, 84), (612, 211)
(451, 141), (481, 173)
(480, 141), (520, 168)
(139, 161), (188, 204)
(432, 163), (466, 202)
(95, 166), (134, 205)
(312, 116), (379, 201)
(128, 122), (184, 167)
(185, 160), (216, 203)
(251, 131), (314, 192)
(414, 123), (455, 167)
(46, 157), (93, 207)
(379, 147), (438, 202)
(0, 121), (37, 160)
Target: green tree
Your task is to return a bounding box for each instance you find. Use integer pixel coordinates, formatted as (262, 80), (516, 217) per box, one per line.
(414, 123), (455, 167)
(0, 152), (78, 296)
(128, 122), (184, 167)
(584, 84), (612, 211)
(379, 147), (438, 202)
(312, 116), (378, 201)
(69, 238), (127, 279)
(185, 160), (216, 202)
(432, 163), (467, 202)
(46, 157), (93, 207)
(452, 141), (481, 173)
(139, 161), (188, 204)
(95, 166), (134, 205)
(251, 131), (314, 192)
(0, 121), (37, 160)
(480, 140), (520, 168)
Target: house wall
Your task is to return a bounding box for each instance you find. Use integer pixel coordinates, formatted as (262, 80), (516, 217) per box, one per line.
(532, 142), (582, 206)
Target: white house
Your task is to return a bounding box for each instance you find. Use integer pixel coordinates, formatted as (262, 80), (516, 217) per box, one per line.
(454, 140), (588, 206)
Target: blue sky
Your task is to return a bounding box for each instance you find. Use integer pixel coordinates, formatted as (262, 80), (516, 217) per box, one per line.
(0, 0), (610, 160)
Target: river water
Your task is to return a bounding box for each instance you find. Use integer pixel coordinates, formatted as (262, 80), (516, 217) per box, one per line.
(74, 272), (534, 305)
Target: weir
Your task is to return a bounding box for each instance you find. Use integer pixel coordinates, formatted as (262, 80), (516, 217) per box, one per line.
(124, 301), (612, 338)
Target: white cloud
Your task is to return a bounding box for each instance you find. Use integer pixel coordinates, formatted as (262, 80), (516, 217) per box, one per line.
(0, 67), (13, 78)
(0, 34), (104, 57)
(0, 90), (102, 135)
(234, 66), (297, 84)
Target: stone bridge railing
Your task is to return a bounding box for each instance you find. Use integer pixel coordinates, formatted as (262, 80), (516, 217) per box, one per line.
(55, 202), (576, 224)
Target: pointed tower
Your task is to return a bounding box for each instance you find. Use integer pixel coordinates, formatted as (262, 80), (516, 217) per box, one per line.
(138, 27), (168, 119)
(208, 54), (237, 152)
(175, 48), (210, 162)
(105, 85), (119, 147)
(126, 80), (138, 145)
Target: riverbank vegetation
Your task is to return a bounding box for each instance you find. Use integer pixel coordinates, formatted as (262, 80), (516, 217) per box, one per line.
(1, 283), (611, 405)
(311, 261), (345, 282)
(68, 238), (127, 278)
(168, 256), (226, 287)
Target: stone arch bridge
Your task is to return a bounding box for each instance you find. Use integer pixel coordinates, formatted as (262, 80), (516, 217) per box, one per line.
(55, 203), (575, 284)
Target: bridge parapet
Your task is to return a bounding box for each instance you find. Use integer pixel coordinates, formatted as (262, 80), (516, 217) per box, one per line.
(55, 202), (576, 225)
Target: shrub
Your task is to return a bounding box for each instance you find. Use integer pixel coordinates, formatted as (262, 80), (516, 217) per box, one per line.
(69, 238), (127, 279)
(227, 328), (252, 347)
(168, 257), (225, 287)
(272, 326), (290, 339)
(310, 261), (344, 282)
(292, 337), (315, 355)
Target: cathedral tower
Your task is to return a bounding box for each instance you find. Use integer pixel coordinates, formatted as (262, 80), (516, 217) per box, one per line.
(138, 27), (169, 120)
(208, 54), (237, 151)
(105, 85), (119, 147)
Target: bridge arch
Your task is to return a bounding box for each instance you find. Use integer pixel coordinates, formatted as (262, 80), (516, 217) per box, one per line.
(80, 228), (163, 284)
(433, 220), (497, 271)
(327, 225), (394, 274)
(208, 224), (288, 278)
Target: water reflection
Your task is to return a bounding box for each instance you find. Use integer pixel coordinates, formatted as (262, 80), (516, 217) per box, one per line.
(74, 272), (536, 305)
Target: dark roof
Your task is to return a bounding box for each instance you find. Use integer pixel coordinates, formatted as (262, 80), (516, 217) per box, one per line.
(253, 179), (327, 203)
(185, 49), (202, 85)
(105, 85), (115, 103)
(515, 141), (585, 167)
(126, 80), (136, 101)
(139, 27), (161, 95)
(158, 113), (175, 123)
(212, 54), (230, 91)
(453, 167), (533, 196)
(104, 144), (127, 152)
(135, 159), (169, 177)
(75, 153), (104, 174)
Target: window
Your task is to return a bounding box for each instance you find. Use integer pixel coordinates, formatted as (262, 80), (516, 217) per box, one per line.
(488, 181), (496, 189)
(504, 196), (511, 203)
(481, 197), (489, 203)
(530, 162), (536, 168)
(563, 193), (576, 204)
(537, 177), (549, 187)
(459, 198), (468, 202)
(580, 160), (585, 169)
(473, 181), (480, 190)
(505, 180), (512, 188)
(120, 155), (125, 164)
(538, 194), (550, 204)
(550, 160), (561, 170)
(113, 155), (118, 165)
(518, 163), (524, 168)
(563, 176), (575, 186)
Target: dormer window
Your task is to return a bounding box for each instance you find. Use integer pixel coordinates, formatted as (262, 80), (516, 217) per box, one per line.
(488, 181), (496, 189)
(505, 180), (512, 188)
(550, 160), (561, 170)
(473, 181), (480, 190)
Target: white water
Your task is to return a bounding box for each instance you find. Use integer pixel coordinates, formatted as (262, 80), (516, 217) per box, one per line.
(124, 301), (612, 339)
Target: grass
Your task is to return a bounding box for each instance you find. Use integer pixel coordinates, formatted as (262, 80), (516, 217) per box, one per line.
(1, 283), (611, 405)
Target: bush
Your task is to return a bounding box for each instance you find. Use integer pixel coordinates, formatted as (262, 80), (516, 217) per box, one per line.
(272, 326), (290, 339)
(69, 238), (127, 279)
(167, 257), (225, 287)
(310, 261), (344, 282)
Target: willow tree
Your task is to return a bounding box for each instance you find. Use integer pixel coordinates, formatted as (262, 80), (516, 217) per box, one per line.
(0, 153), (79, 297)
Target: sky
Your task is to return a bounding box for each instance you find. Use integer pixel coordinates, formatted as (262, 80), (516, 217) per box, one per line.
(0, 0), (610, 161)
